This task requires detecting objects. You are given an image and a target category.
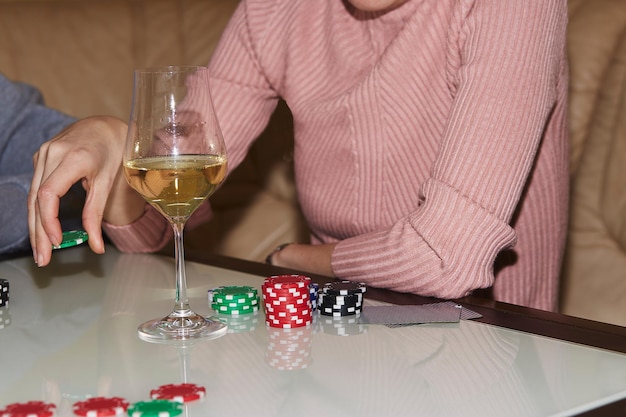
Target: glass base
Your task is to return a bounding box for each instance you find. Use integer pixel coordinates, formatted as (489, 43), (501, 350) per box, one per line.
(138, 312), (228, 343)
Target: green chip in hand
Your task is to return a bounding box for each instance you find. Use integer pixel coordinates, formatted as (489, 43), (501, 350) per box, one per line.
(52, 230), (89, 250)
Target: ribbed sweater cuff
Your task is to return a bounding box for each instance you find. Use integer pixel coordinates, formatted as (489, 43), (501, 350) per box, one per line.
(102, 205), (172, 253)
(332, 179), (518, 299)
(413, 179), (517, 282)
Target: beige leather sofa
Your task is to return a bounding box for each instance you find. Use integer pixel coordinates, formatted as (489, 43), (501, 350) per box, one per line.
(562, 0), (626, 326)
(0, 0), (309, 261)
(1, 0), (625, 326)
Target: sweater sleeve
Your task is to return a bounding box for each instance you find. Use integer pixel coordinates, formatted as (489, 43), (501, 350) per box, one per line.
(0, 73), (76, 255)
(103, 0), (281, 253)
(0, 73), (75, 176)
(331, 0), (568, 299)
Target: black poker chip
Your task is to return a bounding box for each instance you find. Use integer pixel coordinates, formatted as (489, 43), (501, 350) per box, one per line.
(318, 305), (363, 314)
(0, 278), (8, 307)
(318, 291), (363, 303)
(318, 292), (363, 305)
(318, 302), (363, 315)
(317, 281), (366, 317)
(322, 280), (367, 296)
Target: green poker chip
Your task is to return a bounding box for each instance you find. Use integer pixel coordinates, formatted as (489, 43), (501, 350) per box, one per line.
(212, 286), (257, 300)
(127, 399), (183, 416)
(212, 303), (260, 315)
(52, 230), (89, 250)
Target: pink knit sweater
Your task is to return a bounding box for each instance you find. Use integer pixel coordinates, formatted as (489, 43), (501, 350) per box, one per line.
(104, 0), (569, 311)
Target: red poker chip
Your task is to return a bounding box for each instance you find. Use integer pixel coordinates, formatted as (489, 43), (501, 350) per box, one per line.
(283, 298), (311, 307)
(0, 401), (56, 417)
(73, 397), (129, 416)
(266, 311), (311, 320)
(262, 282), (308, 292)
(265, 299), (308, 309)
(264, 304), (309, 313)
(263, 275), (311, 290)
(150, 383), (206, 403)
(264, 304), (306, 312)
(262, 290), (309, 300)
(263, 296), (309, 305)
(266, 315), (312, 325)
(262, 291), (308, 301)
(264, 297), (310, 308)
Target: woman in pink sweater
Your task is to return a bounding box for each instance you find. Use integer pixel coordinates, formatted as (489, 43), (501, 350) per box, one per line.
(29, 0), (569, 311)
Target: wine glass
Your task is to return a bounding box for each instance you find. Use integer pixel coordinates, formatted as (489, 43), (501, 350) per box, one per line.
(123, 66), (228, 342)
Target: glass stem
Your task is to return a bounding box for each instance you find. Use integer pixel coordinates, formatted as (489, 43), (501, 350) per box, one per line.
(172, 220), (191, 317)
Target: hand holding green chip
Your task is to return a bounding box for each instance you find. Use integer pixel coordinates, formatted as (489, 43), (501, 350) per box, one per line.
(52, 230), (89, 250)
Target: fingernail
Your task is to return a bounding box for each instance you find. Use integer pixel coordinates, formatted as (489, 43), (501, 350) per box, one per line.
(37, 253), (44, 267)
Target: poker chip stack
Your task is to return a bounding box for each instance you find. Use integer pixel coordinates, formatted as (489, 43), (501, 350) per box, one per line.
(265, 326), (313, 370)
(318, 280), (366, 317)
(0, 278), (9, 308)
(262, 275), (313, 328)
(209, 285), (260, 316)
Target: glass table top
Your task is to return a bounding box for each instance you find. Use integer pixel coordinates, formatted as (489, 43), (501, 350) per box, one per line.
(0, 246), (625, 417)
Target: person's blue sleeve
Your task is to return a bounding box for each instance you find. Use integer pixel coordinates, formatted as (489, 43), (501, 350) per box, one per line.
(0, 73), (78, 257)
(0, 73), (76, 176)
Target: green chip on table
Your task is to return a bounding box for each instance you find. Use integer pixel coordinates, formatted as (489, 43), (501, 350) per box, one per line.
(52, 230), (89, 250)
(127, 399), (182, 417)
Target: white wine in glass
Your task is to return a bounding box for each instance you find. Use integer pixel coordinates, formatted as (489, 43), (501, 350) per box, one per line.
(123, 66), (228, 342)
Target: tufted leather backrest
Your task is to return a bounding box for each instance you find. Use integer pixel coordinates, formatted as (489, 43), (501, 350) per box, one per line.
(561, 0), (626, 325)
(0, 0), (237, 119)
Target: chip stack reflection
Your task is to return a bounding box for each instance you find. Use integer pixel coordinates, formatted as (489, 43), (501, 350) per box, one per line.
(265, 326), (313, 370)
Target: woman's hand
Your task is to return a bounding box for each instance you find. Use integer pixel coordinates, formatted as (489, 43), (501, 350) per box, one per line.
(28, 116), (145, 267)
(270, 242), (336, 277)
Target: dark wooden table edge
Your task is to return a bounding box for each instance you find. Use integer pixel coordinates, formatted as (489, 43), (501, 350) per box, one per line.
(186, 251), (626, 417)
(187, 252), (626, 351)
